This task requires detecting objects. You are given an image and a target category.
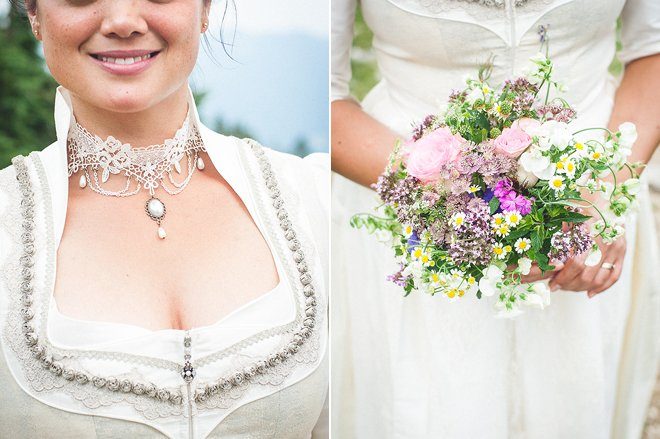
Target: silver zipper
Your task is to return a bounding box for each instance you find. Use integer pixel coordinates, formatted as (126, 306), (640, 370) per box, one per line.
(182, 331), (196, 438)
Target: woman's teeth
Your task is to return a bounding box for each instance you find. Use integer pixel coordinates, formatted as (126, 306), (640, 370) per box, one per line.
(99, 54), (152, 64)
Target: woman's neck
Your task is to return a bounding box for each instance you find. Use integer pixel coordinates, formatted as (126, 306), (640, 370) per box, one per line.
(68, 85), (191, 148)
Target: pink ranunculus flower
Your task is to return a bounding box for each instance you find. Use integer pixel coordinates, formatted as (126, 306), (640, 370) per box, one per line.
(405, 128), (464, 183)
(493, 126), (532, 158)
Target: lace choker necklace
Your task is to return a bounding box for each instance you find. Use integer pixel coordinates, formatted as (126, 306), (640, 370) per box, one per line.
(66, 112), (206, 239)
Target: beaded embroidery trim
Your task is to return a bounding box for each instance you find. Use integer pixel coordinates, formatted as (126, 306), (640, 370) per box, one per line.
(8, 140), (320, 406)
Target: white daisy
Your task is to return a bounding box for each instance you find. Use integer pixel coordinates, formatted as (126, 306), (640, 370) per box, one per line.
(504, 211), (522, 227)
(514, 238), (531, 254)
(549, 175), (565, 192)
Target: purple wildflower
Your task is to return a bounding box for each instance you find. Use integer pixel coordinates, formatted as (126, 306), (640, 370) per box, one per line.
(537, 104), (576, 123)
(411, 115), (438, 141)
(493, 179), (513, 198)
(447, 198), (495, 265)
(499, 191), (533, 215)
(387, 266), (410, 287)
(548, 224), (594, 263)
(407, 230), (421, 252)
(421, 191), (440, 207)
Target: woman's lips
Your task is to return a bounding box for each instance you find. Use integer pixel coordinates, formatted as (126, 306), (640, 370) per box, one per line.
(89, 50), (161, 76)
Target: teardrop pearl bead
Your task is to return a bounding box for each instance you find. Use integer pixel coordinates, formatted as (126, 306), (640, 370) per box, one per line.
(196, 157), (205, 170)
(158, 227), (167, 239)
(79, 174), (87, 189)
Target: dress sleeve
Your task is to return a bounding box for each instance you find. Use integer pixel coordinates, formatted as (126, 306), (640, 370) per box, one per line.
(331, 0), (358, 102)
(619, 0), (660, 64)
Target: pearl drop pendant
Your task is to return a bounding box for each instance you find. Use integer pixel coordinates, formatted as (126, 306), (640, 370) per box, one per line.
(158, 227), (167, 239)
(196, 157), (205, 170)
(79, 174), (87, 189)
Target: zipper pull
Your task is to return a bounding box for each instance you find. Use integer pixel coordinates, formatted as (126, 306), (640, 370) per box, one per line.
(182, 331), (196, 383)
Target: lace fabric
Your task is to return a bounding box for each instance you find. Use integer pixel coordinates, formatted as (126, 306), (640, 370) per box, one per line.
(0, 138), (325, 431)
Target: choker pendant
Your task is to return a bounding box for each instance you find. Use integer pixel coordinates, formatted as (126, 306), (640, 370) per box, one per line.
(145, 196), (167, 239)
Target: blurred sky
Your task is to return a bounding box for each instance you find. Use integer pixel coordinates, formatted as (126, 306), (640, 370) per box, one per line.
(191, 1), (329, 154)
(0, 1), (329, 154)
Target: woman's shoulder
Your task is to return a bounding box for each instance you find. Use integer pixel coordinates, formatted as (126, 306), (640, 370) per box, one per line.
(233, 137), (329, 200)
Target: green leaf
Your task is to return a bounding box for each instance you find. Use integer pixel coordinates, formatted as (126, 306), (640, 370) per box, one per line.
(489, 197), (500, 215)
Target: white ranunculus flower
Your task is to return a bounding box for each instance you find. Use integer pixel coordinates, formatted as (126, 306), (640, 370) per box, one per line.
(515, 164), (539, 188)
(584, 246), (602, 267)
(550, 122), (572, 150)
(519, 149), (555, 180)
(478, 265), (503, 297)
(518, 257), (532, 275)
(618, 122), (638, 148)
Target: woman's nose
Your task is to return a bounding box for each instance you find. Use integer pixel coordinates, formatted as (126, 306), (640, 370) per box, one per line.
(99, 0), (149, 39)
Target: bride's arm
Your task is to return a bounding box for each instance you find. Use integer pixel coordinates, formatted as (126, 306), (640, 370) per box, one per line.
(330, 0), (399, 187)
(549, 54), (660, 296)
(607, 54), (660, 168)
(331, 99), (398, 187)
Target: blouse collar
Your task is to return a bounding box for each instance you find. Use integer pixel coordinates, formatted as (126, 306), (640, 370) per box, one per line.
(39, 86), (247, 249)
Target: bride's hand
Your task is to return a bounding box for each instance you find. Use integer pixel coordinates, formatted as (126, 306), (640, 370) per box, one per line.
(519, 262), (564, 283)
(548, 233), (627, 298)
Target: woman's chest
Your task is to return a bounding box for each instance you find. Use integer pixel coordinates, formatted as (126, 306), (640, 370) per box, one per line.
(361, 0), (624, 67)
(53, 172), (281, 331)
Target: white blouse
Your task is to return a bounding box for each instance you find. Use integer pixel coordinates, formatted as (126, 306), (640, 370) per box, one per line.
(0, 87), (329, 439)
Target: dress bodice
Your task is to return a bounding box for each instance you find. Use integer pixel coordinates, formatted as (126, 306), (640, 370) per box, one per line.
(0, 88), (329, 438)
(332, 0), (660, 135)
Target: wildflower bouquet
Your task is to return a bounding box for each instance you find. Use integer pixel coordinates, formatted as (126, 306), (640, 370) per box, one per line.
(352, 55), (642, 317)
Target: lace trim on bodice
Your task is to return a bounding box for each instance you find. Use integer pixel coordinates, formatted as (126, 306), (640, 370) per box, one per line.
(0, 141), (325, 422)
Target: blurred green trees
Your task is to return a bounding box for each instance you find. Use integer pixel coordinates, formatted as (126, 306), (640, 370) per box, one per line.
(349, 6), (378, 101)
(0, 4), (58, 169)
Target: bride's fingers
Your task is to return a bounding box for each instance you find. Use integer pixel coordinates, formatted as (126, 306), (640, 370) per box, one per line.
(519, 263), (563, 283)
(587, 256), (624, 297)
(549, 254), (585, 291)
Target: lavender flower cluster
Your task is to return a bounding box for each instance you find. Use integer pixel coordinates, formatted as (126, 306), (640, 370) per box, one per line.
(447, 198), (495, 265)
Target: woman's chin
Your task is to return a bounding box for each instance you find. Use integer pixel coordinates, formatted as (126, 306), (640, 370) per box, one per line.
(95, 90), (161, 114)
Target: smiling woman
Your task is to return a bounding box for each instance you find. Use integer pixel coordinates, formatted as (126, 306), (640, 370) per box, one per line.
(0, 1), (329, 438)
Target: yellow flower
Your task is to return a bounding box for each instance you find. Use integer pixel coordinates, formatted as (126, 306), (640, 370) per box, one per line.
(447, 288), (457, 299)
(491, 213), (505, 227)
(412, 247), (433, 266)
(514, 238), (531, 253)
(505, 211), (522, 227)
(468, 185), (480, 194)
(450, 212), (467, 229)
(549, 175), (565, 192)
(493, 243), (509, 259)
(495, 224), (510, 237)
(403, 224), (414, 237)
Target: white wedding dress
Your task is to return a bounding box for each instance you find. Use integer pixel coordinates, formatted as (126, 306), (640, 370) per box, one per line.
(331, 1), (660, 438)
(0, 88), (329, 438)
